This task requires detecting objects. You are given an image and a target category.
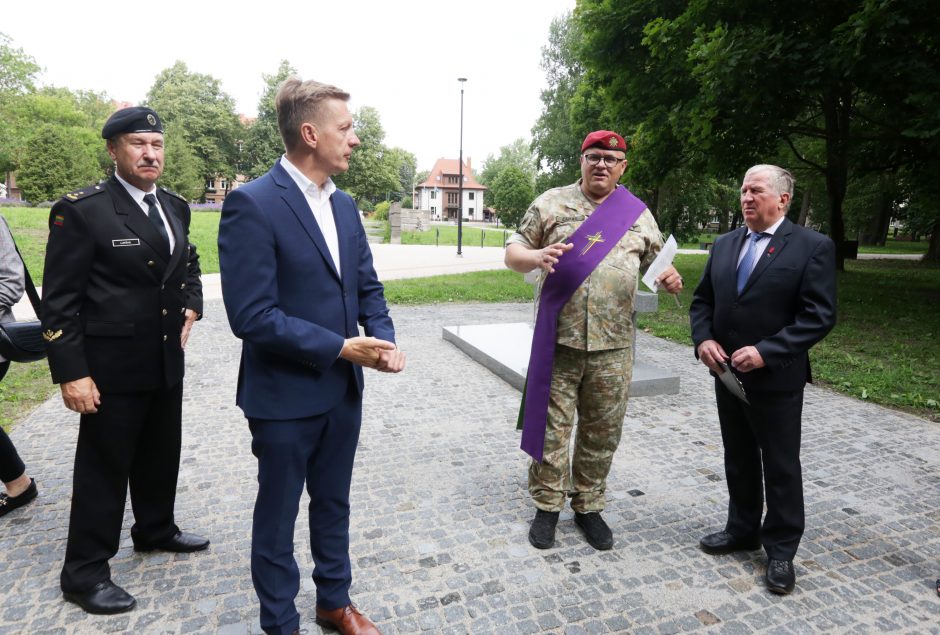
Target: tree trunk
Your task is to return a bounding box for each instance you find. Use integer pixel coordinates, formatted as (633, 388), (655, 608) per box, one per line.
(797, 188), (811, 226)
(859, 174), (894, 246)
(823, 85), (853, 272)
(926, 215), (940, 262)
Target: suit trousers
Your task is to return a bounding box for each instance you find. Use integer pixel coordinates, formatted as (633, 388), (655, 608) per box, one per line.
(248, 385), (362, 635)
(715, 378), (805, 560)
(60, 382), (183, 593)
(0, 361), (27, 483)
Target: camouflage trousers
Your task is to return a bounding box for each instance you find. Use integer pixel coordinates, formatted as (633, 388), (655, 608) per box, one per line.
(529, 344), (633, 513)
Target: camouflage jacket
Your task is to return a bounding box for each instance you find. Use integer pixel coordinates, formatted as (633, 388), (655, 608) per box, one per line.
(507, 181), (664, 351)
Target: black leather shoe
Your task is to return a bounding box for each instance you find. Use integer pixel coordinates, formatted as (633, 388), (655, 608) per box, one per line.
(766, 559), (795, 594)
(528, 509), (559, 549)
(574, 512), (614, 550)
(699, 530), (761, 555)
(134, 531), (209, 553)
(63, 580), (136, 614)
(0, 478), (38, 518)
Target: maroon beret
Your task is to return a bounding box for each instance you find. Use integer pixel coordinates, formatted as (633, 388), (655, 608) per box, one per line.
(581, 130), (627, 153)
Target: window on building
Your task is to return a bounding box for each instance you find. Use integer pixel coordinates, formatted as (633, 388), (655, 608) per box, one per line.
(220, 179), (228, 190)
(447, 192), (459, 205)
(469, 192), (475, 200)
(468, 208), (474, 215)
(431, 206), (436, 213)
(431, 190), (437, 199)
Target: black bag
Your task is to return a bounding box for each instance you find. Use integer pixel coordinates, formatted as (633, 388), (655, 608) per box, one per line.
(0, 235), (46, 363)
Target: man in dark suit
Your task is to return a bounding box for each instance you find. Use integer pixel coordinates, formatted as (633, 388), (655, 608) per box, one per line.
(41, 107), (209, 615)
(689, 164), (836, 595)
(219, 78), (405, 635)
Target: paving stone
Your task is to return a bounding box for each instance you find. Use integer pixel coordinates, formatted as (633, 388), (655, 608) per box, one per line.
(0, 301), (938, 634)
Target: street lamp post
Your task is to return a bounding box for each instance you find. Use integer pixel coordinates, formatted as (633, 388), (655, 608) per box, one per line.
(457, 77), (467, 256)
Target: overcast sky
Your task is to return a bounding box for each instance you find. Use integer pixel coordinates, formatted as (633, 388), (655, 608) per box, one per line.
(3, 0), (575, 172)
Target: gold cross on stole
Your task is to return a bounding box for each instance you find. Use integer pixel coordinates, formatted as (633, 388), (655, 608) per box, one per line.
(580, 231), (605, 256)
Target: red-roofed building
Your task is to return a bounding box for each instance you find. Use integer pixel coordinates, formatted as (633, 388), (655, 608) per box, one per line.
(416, 158), (488, 222)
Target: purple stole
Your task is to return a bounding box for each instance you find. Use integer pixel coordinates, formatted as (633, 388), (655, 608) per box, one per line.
(519, 185), (648, 462)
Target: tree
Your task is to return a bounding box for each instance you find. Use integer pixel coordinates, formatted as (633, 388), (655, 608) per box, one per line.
(490, 165), (534, 230)
(145, 61), (243, 184)
(0, 34), (40, 173)
(333, 106), (398, 203)
(160, 122), (204, 201)
(479, 138), (537, 207)
(17, 124), (102, 203)
(244, 60), (297, 179)
(576, 0), (940, 268)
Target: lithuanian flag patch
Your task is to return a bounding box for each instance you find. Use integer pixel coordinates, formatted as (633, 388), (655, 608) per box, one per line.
(53, 214), (65, 227)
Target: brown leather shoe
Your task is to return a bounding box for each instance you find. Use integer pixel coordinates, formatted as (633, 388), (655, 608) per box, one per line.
(315, 604), (380, 635)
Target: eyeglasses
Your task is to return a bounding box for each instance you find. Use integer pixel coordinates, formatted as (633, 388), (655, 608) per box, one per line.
(583, 153), (625, 168)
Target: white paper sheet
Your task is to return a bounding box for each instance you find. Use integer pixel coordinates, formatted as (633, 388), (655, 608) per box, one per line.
(642, 235), (678, 292)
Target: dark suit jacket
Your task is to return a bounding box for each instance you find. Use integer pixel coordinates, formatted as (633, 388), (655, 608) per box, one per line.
(218, 161), (394, 421)
(689, 218), (837, 392)
(41, 177), (202, 392)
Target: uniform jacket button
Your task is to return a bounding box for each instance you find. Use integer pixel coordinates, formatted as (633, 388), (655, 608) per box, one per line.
(147, 260), (155, 267)
(162, 309), (168, 316)
(163, 334), (168, 341)
(181, 283), (186, 289)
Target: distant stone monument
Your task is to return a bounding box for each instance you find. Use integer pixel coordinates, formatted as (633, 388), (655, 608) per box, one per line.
(443, 274), (679, 397)
(389, 202), (403, 244)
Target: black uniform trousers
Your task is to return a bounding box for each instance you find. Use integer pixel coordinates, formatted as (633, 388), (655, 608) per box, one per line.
(715, 378), (805, 561)
(0, 361), (26, 483)
(60, 381), (183, 593)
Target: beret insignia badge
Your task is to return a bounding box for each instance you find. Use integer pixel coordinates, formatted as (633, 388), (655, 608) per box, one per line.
(609, 136), (618, 147)
(147, 114), (157, 126)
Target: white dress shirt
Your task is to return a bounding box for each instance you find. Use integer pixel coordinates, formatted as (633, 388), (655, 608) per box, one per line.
(279, 155), (341, 276)
(737, 215), (786, 277)
(114, 172), (176, 253)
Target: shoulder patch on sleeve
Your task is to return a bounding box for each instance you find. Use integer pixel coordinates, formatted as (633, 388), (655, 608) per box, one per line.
(62, 183), (106, 202)
(159, 186), (189, 203)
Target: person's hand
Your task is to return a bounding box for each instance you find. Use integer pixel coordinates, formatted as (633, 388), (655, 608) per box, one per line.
(657, 265), (683, 293)
(730, 345), (765, 373)
(61, 376), (101, 414)
(340, 336), (396, 368)
(697, 339), (729, 374)
(375, 346), (406, 373)
(535, 242), (574, 273)
(181, 309), (199, 349)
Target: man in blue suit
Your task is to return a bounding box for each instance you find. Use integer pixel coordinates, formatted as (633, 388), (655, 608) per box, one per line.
(219, 77), (404, 635)
(690, 164), (836, 596)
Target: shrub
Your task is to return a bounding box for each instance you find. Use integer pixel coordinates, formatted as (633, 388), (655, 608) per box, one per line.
(374, 201), (391, 221)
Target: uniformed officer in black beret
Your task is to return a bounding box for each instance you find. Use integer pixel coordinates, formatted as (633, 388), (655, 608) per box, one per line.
(41, 106), (209, 615)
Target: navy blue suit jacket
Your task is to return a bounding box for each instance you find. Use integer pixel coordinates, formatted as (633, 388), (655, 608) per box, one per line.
(218, 161), (394, 420)
(689, 218), (837, 392)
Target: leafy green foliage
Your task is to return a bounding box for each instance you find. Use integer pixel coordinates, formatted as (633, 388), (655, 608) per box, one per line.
(17, 124), (102, 203)
(244, 60), (296, 179)
(373, 201), (391, 221)
(479, 139), (537, 207)
(490, 165), (534, 230)
(333, 106), (400, 204)
(160, 122), (204, 201)
(145, 61), (243, 184)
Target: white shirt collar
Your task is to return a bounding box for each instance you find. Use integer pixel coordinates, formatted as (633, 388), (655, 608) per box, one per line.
(750, 216), (786, 237)
(279, 155), (336, 199)
(114, 172), (157, 205)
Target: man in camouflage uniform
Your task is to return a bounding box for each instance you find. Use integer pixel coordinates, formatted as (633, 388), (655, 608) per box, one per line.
(504, 130), (682, 550)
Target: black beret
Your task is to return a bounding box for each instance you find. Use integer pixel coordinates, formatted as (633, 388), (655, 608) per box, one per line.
(101, 107), (164, 139)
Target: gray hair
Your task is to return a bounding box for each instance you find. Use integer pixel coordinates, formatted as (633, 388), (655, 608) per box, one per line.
(275, 77), (350, 151)
(745, 164), (795, 211)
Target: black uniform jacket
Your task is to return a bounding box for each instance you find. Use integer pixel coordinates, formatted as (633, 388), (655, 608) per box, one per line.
(41, 177), (202, 392)
(689, 218), (837, 392)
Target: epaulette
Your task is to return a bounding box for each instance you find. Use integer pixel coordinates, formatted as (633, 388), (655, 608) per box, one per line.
(62, 183), (106, 202)
(159, 186), (188, 203)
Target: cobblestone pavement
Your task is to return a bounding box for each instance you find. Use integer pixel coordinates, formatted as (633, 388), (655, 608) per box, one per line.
(2, 301), (938, 634)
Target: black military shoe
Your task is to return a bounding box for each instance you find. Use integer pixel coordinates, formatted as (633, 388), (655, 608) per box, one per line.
(528, 510), (560, 549)
(766, 559), (796, 594)
(699, 530), (761, 555)
(134, 531), (209, 553)
(574, 512), (614, 550)
(64, 580), (136, 615)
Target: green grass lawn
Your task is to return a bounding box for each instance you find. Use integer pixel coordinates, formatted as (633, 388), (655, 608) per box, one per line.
(681, 232), (927, 255)
(401, 225), (510, 248)
(1, 207), (936, 429)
